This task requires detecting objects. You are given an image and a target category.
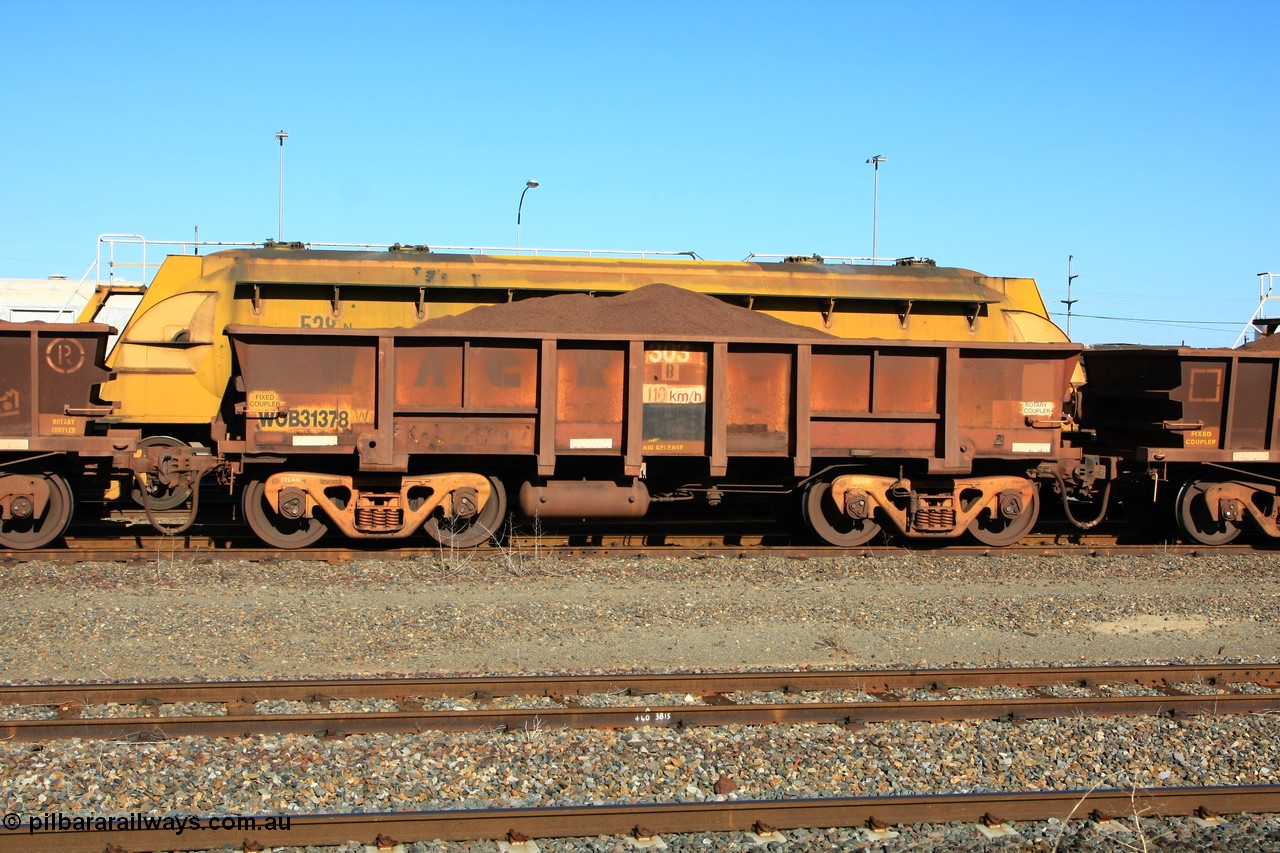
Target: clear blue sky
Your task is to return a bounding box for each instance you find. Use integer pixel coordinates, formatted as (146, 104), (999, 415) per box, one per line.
(1, 0), (1275, 347)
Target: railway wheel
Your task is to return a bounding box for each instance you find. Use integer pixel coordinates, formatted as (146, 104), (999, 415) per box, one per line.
(0, 472), (73, 550)
(803, 480), (882, 547)
(242, 479), (328, 549)
(131, 436), (193, 510)
(969, 489), (1039, 547)
(1176, 480), (1242, 545)
(423, 476), (507, 548)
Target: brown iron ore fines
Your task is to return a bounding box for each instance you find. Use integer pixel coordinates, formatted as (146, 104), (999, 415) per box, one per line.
(423, 282), (837, 339)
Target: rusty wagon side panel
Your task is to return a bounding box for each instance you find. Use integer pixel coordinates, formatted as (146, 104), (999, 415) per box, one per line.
(1080, 345), (1280, 545)
(1082, 346), (1280, 464)
(227, 324), (1081, 479)
(0, 321), (119, 451)
(0, 321), (146, 550)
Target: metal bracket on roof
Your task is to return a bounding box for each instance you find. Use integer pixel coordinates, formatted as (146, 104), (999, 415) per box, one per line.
(331, 285), (342, 317)
(898, 299), (914, 330)
(745, 295), (755, 310)
(822, 298), (836, 329)
(251, 283), (263, 316)
(507, 288), (515, 303)
(967, 302), (981, 333)
(416, 286), (426, 321)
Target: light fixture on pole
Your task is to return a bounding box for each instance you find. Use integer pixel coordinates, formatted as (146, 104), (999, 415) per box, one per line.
(517, 180), (539, 249)
(865, 155), (887, 263)
(275, 130), (289, 242)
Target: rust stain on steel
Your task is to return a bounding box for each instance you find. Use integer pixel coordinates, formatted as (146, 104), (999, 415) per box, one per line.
(869, 350), (941, 415)
(725, 349), (791, 454)
(808, 348), (942, 417)
(233, 333), (377, 450)
(390, 337), (540, 455)
(462, 344), (538, 410)
(555, 345), (625, 452)
(393, 341), (464, 407)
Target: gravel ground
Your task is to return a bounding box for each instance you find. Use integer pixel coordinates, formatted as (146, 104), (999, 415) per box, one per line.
(0, 550), (1277, 851)
(2, 551), (1277, 679)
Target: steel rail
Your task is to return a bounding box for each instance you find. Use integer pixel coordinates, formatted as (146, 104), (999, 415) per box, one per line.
(3, 536), (1269, 563)
(4, 500), (1277, 560)
(2, 664), (1274, 705)
(6, 786), (1280, 853)
(3, 665), (1277, 742)
(5, 691), (1280, 742)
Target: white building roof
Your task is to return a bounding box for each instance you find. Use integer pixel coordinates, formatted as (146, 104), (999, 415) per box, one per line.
(0, 276), (93, 322)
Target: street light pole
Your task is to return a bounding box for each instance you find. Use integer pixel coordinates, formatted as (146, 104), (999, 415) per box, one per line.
(865, 155), (886, 263)
(275, 130), (289, 242)
(517, 180), (539, 249)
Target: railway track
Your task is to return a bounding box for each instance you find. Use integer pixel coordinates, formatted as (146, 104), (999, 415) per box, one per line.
(4, 664), (1278, 741)
(6, 539), (1271, 563)
(5, 667), (1277, 851)
(6, 786), (1280, 853)
(4, 518), (1273, 562)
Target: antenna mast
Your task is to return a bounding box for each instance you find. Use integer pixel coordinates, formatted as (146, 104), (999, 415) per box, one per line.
(1063, 255), (1079, 338)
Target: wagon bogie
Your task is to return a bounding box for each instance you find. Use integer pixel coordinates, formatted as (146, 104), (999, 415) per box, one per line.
(1170, 474), (1280, 545)
(243, 470), (499, 545)
(817, 472), (1040, 546)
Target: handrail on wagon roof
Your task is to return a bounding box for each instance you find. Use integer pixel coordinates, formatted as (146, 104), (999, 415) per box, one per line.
(742, 253), (935, 266)
(77, 234), (708, 290)
(745, 253), (878, 263)
(337, 242), (705, 261)
(79, 234), (937, 297)
(82, 234), (264, 289)
(58, 234), (263, 318)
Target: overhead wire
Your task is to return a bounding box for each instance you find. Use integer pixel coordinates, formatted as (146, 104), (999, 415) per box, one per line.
(1047, 310), (1241, 334)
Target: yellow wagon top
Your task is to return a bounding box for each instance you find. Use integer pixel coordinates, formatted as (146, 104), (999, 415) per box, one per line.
(81, 245), (1068, 425)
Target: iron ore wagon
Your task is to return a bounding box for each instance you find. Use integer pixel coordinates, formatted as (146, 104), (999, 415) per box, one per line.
(223, 285), (1083, 549)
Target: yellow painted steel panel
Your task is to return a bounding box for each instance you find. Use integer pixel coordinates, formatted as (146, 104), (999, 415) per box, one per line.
(94, 248), (1068, 426)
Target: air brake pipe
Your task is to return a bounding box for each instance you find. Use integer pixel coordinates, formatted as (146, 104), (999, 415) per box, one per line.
(137, 468), (209, 535)
(1053, 473), (1112, 530)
